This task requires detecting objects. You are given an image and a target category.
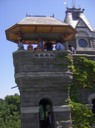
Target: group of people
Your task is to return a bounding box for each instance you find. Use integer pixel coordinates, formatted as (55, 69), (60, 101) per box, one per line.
(26, 38), (76, 54)
(27, 38), (53, 51)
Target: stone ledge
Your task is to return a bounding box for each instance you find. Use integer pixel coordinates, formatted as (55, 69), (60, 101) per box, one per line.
(21, 105), (71, 113)
(15, 71), (73, 78)
(53, 105), (71, 112)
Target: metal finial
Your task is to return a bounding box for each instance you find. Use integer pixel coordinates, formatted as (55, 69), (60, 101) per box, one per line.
(72, 0), (75, 8)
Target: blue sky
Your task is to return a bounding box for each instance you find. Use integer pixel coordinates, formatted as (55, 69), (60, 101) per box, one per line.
(0, 0), (95, 99)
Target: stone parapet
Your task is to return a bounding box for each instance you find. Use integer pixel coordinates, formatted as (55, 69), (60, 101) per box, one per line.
(13, 50), (73, 73)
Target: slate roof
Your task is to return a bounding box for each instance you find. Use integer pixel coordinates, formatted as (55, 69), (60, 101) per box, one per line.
(64, 8), (95, 31)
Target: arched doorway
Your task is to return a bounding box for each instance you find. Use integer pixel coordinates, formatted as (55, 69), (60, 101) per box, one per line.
(39, 98), (53, 128)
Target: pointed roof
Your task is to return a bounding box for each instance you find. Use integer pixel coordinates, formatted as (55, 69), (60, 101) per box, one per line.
(64, 7), (95, 31)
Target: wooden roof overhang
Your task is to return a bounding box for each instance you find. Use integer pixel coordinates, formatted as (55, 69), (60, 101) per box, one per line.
(5, 23), (76, 44)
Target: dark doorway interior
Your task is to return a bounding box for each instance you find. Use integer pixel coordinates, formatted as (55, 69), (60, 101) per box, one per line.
(39, 98), (53, 128)
(92, 98), (95, 116)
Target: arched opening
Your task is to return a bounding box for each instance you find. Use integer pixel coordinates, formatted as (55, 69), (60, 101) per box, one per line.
(39, 98), (53, 128)
(92, 99), (95, 116)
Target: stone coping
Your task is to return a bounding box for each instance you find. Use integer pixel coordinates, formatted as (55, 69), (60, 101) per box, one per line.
(15, 71), (73, 78)
(21, 105), (71, 113)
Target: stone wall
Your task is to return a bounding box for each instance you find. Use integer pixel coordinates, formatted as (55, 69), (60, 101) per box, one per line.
(13, 50), (73, 128)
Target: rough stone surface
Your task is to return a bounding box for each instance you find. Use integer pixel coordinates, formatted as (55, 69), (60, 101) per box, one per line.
(13, 50), (73, 128)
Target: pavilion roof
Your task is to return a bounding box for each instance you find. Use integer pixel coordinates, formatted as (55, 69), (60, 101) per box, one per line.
(5, 16), (76, 44)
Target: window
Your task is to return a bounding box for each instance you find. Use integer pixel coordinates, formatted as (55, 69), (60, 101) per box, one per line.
(78, 39), (88, 47)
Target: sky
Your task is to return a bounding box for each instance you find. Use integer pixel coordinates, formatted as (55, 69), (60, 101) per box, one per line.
(0, 0), (95, 99)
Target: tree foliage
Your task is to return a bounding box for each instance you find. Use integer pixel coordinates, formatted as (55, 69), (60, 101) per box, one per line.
(70, 101), (94, 128)
(0, 93), (20, 128)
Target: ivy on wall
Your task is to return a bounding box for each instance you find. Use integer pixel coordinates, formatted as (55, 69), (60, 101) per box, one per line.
(73, 57), (95, 88)
(70, 56), (95, 128)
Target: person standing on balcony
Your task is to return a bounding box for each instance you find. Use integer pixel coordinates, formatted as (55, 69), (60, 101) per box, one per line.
(55, 41), (65, 51)
(37, 38), (44, 51)
(45, 41), (53, 51)
(68, 45), (76, 54)
(27, 42), (33, 51)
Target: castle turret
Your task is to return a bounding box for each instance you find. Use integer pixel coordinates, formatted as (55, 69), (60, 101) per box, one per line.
(64, 7), (95, 54)
(5, 16), (76, 128)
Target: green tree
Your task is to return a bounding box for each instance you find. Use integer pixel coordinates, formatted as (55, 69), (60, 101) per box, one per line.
(0, 94), (20, 128)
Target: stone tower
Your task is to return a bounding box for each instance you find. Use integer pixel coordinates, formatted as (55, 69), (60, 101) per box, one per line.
(13, 50), (73, 128)
(5, 16), (76, 128)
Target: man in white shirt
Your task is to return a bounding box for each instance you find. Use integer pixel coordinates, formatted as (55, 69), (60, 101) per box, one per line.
(68, 45), (76, 54)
